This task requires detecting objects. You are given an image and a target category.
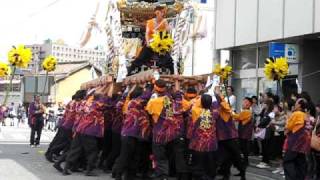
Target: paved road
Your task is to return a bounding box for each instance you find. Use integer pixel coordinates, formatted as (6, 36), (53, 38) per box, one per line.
(0, 124), (56, 143)
(0, 126), (284, 180)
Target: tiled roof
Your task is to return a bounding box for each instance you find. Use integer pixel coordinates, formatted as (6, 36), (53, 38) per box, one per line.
(38, 61), (101, 81)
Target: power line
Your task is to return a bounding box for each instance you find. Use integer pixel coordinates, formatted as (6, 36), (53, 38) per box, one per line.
(28, 0), (63, 18)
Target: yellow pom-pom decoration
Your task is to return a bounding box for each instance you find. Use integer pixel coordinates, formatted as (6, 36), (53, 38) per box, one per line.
(264, 57), (289, 81)
(150, 31), (174, 55)
(213, 64), (232, 81)
(42, 55), (57, 72)
(0, 62), (11, 77)
(8, 45), (32, 68)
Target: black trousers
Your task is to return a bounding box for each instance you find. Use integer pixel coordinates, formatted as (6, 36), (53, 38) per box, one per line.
(127, 46), (174, 75)
(46, 128), (72, 156)
(271, 132), (285, 159)
(112, 136), (139, 175)
(152, 138), (189, 178)
(105, 132), (121, 170)
(261, 138), (272, 163)
(46, 128), (63, 156)
(100, 129), (113, 168)
(283, 151), (307, 180)
(218, 139), (245, 177)
(135, 140), (152, 175)
(30, 123), (43, 145)
(65, 134), (99, 170)
(239, 139), (250, 166)
(190, 150), (217, 180)
(314, 154), (320, 179)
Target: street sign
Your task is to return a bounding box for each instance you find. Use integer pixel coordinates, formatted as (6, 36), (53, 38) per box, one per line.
(285, 44), (299, 63)
(269, 42), (299, 63)
(268, 42), (285, 58)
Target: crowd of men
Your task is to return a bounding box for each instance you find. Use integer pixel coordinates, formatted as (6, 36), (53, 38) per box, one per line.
(43, 76), (318, 180)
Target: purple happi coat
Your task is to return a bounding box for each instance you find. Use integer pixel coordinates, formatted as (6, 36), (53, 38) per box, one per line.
(188, 108), (218, 152)
(61, 100), (77, 130)
(28, 102), (44, 127)
(287, 127), (311, 154)
(238, 121), (254, 140)
(147, 91), (184, 144)
(121, 90), (152, 140)
(112, 94), (128, 134)
(212, 99), (238, 141)
(75, 95), (109, 138)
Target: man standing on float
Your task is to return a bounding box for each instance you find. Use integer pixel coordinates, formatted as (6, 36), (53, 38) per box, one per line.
(127, 6), (174, 75)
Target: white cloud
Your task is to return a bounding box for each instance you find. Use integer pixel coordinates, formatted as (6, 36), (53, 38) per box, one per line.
(0, 0), (100, 62)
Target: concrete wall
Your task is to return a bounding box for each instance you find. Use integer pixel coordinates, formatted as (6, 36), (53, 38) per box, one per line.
(258, 0), (283, 42)
(302, 40), (320, 102)
(55, 67), (99, 104)
(215, 0), (235, 49)
(235, 0), (257, 46)
(284, 0), (314, 37)
(315, 0), (320, 32)
(215, 0), (320, 49)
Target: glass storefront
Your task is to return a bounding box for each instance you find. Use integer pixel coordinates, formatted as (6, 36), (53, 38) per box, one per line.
(232, 48), (257, 70)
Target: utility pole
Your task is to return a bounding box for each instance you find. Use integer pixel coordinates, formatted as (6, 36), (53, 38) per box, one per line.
(33, 50), (39, 98)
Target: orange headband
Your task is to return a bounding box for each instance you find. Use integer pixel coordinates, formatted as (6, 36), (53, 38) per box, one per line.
(185, 93), (197, 99)
(154, 84), (166, 93)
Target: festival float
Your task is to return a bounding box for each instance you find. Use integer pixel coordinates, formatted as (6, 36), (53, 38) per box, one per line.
(80, 0), (214, 89)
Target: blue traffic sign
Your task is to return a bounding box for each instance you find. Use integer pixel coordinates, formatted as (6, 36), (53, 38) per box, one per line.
(269, 42), (285, 58)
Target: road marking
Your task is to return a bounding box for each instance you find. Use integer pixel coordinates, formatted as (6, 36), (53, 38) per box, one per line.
(247, 171), (280, 180)
(38, 150), (45, 154)
(0, 159), (41, 180)
(11, 133), (27, 140)
(0, 142), (50, 145)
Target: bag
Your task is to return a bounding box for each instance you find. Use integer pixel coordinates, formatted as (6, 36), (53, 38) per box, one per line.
(254, 128), (266, 140)
(258, 115), (271, 128)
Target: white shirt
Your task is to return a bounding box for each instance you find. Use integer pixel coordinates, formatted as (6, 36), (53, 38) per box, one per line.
(225, 95), (236, 112)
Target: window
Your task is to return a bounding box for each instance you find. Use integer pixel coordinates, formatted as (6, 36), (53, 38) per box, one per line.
(258, 46), (269, 68)
(0, 83), (21, 92)
(232, 48), (257, 70)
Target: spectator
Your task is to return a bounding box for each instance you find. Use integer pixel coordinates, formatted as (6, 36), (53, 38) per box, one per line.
(256, 99), (275, 169)
(225, 86), (237, 112)
(28, 95), (46, 148)
(271, 104), (287, 159)
(17, 104), (25, 127)
(46, 105), (56, 132)
(270, 104), (287, 175)
(251, 96), (262, 156)
(56, 102), (65, 127)
(8, 102), (16, 126)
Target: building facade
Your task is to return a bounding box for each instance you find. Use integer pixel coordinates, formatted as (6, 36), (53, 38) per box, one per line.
(214, 0), (320, 110)
(26, 40), (107, 72)
(0, 76), (24, 106)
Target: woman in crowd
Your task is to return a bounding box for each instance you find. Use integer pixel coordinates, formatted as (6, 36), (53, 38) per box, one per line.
(256, 99), (274, 169)
(270, 103), (287, 175)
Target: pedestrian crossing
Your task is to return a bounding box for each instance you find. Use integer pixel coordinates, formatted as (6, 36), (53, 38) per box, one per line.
(0, 126), (55, 144)
(0, 159), (41, 180)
